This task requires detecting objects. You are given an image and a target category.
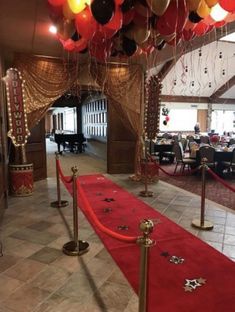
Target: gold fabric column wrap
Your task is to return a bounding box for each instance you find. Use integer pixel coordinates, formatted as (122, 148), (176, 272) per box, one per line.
(14, 54), (77, 129)
(90, 63), (144, 176)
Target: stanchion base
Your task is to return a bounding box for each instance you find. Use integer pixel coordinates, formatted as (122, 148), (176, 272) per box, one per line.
(63, 240), (89, 256)
(50, 200), (69, 208)
(139, 190), (153, 197)
(191, 219), (214, 230)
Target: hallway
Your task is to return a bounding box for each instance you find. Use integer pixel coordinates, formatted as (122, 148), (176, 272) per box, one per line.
(0, 141), (235, 311)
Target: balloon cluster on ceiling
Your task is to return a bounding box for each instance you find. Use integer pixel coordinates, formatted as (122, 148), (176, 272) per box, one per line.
(48, 0), (235, 62)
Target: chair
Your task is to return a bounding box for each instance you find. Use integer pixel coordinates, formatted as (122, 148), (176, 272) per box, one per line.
(173, 143), (196, 174)
(198, 146), (216, 169)
(221, 148), (235, 174)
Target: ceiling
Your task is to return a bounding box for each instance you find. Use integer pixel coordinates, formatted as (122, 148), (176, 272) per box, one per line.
(0, 0), (235, 103)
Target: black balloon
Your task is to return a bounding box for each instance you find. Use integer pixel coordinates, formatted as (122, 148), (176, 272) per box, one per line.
(188, 11), (203, 23)
(121, 0), (135, 13)
(122, 36), (137, 56)
(91, 0), (115, 25)
(163, 120), (167, 126)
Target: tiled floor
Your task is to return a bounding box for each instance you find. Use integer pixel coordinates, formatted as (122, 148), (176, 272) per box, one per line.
(1, 141), (235, 311)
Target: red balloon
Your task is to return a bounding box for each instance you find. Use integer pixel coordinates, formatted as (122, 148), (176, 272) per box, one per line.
(48, 0), (66, 6)
(219, 0), (235, 13)
(123, 8), (135, 25)
(104, 4), (123, 32)
(74, 37), (88, 52)
(60, 38), (75, 51)
(213, 20), (226, 28)
(133, 11), (149, 27)
(75, 7), (98, 40)
(156, 0), (188, 36)
(193, 21), (209, 36)
(182, 29), (196, 41)
(165, 116), (170, 122)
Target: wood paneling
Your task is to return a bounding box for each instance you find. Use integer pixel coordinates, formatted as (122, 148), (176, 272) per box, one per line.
(197, 109), (208, 132)
(26, 119), (47, 181)
(107, 103), (136, 174)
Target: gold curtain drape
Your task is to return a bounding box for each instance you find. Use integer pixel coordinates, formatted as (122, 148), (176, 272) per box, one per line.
(90, 63), (144, 176)
(14, 54), (77, 129)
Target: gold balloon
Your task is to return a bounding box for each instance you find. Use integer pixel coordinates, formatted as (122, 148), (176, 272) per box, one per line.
(186, 0), (201, 11)
(205, 0), (218, 8)
(146, 0), (170, 16)
(56, 19), (76, 40)
(126, 25), (150, 45)
(197, 0), (211, 18)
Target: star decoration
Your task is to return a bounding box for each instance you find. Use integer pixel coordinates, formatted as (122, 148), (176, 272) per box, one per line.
(103, 198), (115, 202)
(183, 278), (206, 292)
(103, 208), (112, 213)
(117, 225), (129, 230)
(169, 255), (185, 264)
(185, 279), (201, 289)
(161, 251), (170, 257)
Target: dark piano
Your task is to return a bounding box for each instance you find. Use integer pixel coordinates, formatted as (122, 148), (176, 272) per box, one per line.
(54, 132), (86, 154)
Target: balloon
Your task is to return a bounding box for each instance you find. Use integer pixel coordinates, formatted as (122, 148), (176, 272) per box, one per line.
(219, 0), (235, 12)
(163, 120), (167, 126)
(121, 0), (135, 13)
(184, 19), (196, 31)
(133, 11), (149, 27)
(68, 0), (89, 14)
(48, 0), (66, 6)
(193, 21), (209, 36)
(91, 0), (115, 25)
(63, 1), (75, 20)
(156, 0), (188, 36)
(103, 4), (123, 31)
(146, 0), (170, 16)
(165, 116), (170, 122)
(213, 20), (226, 28)
(188, 11), (203, 23)
(197, 0), (211, 18)
(60, 38), (75, 51)
(186, 0), (201, 11)
(122, 36), (137, 56)
(75, 7), (98, 40)
(125, 24), (150, 44)
(123, 8), (135, 25)
(205, 0), (218, 8)
(134, 1), (152, 17)
(56, 18), (76, 40)
(74, 37), (88, 52)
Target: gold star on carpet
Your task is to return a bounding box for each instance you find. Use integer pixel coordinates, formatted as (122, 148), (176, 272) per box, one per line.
(185, 279), (201, 289)
(184, 285), (193, 292)
(197, 278), (206, 285)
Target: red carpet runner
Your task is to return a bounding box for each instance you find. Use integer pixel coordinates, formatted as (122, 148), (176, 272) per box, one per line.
(64, 174), (235, 312)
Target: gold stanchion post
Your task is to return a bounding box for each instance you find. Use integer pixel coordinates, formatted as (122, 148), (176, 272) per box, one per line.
(139, 142), (153, 197)
(50, 152), (69, 208)
(137, 219), (155, 312)
(191, 158), (213, 230)
(63, 166), (89, 256)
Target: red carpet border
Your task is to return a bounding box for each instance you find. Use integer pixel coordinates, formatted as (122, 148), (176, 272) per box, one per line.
(64, 174), (235, 312)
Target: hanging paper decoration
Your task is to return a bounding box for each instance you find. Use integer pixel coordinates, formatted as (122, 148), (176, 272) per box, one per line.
(46, 0), (234, 62)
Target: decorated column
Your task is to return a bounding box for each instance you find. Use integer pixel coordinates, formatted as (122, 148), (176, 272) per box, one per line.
(3, 68), (33, 196)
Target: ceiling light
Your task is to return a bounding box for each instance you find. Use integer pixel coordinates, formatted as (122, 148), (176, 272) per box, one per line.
(220, 32), (235, 43)
(49, 25), (57, 34)
(210, 3), (228, 21)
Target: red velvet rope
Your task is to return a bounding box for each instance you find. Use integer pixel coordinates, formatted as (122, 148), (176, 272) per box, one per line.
(56, 158), (73, 184)
(77, 181), (138, 243)
(148, 155), (200, 177)
(207, 168), (235, 193)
